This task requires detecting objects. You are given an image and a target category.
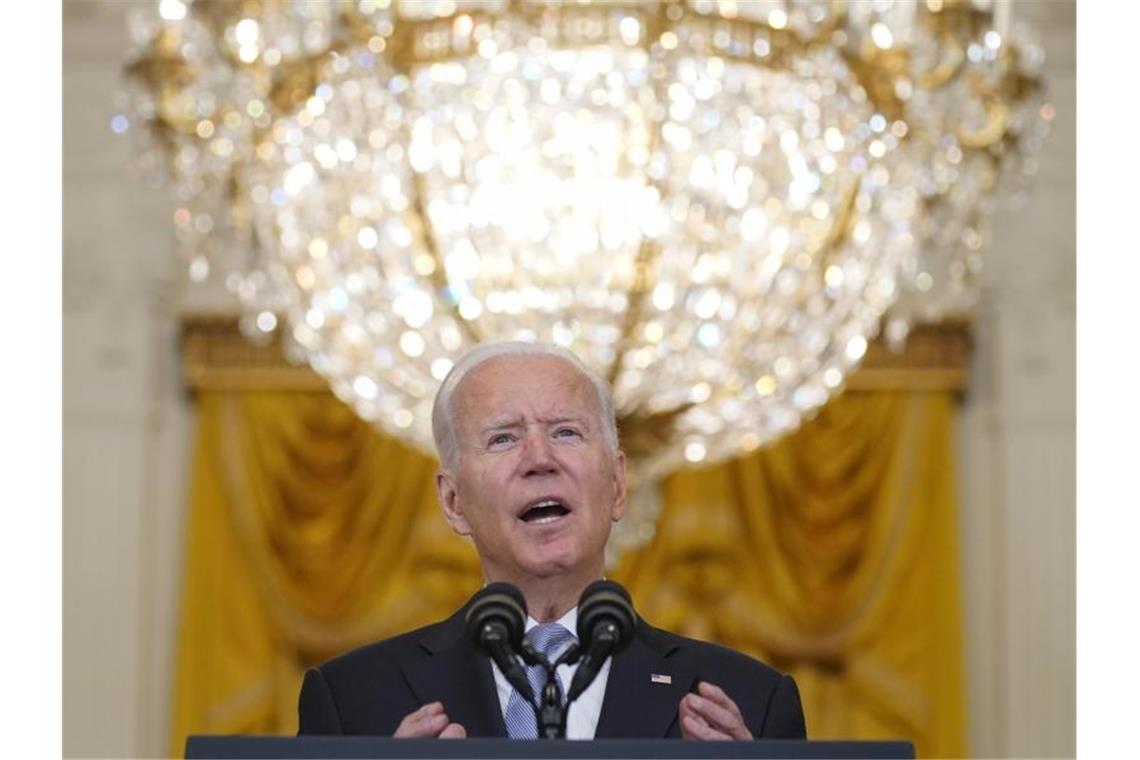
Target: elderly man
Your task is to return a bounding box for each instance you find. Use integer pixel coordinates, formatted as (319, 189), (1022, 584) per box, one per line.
(299, 341), (806, 740)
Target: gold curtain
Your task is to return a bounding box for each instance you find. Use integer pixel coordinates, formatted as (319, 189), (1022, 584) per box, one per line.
(169, 389), (965, 757)
(610, 391), (966, 757)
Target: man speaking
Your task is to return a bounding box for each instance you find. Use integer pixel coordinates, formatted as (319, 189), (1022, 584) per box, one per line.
(298, 342), (806, 740)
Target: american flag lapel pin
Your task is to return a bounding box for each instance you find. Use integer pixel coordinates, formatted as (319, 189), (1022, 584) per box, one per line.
(650, 673), (672, 684)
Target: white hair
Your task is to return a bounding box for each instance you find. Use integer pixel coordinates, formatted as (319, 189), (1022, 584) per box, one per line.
(431, 341), (619, 469)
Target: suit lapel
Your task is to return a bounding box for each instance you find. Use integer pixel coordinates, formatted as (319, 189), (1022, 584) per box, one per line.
(401, 609), (507, 738)
(594, 622), (696, 738)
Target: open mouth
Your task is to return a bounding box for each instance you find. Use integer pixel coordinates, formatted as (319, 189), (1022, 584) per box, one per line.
(519, 499), (570, 524)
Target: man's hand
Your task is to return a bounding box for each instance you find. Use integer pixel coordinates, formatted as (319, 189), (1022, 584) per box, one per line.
(394, 702), (467, 739)
(679, 681), (753, 741)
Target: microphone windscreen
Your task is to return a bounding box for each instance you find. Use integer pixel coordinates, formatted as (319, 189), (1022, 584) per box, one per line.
(464, 582), (528, 646)
(576, 580), (636, 649)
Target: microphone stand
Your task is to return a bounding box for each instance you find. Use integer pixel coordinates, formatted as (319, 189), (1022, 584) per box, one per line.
(520, 640), (581, 739)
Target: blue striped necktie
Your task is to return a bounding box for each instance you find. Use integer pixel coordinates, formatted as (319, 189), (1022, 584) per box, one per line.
(503, 622), (576, 739)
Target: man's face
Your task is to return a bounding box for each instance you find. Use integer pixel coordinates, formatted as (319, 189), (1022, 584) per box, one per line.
(435, 354), (627, 586)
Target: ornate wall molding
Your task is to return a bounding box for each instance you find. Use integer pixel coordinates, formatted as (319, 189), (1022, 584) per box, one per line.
(182, 315), (327, 392)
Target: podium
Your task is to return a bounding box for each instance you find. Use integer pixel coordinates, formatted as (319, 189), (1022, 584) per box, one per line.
(186, 736), (914, 759)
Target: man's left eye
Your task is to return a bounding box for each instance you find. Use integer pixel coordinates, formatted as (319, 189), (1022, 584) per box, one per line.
(555, 427), (582, 438)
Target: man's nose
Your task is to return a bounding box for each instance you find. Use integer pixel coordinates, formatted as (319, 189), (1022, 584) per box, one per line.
(520, 430), (558, 476)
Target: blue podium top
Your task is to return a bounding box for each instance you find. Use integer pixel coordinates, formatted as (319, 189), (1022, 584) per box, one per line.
(186, 735), (914, 759)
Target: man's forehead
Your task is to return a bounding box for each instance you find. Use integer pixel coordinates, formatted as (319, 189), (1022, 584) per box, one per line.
(480, 410), (592, 429)
(452, 354), (599, 419)
(459, 353), (588, 388)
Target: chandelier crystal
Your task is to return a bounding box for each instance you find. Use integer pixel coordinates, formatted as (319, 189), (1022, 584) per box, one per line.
(118, 0), (1050, 524)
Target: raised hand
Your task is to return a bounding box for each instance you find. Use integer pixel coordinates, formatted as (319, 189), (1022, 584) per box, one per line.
(678, 681), (753, 741)
(393, 701), (468, 739)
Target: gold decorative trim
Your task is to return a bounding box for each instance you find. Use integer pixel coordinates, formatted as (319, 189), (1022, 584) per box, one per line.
(181, 315), (971, 393)
(181, 315), (327, 392)
(846, 321), (972, 391)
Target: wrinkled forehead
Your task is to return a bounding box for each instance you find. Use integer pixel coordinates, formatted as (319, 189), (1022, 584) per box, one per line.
(451, 354), (601, 429)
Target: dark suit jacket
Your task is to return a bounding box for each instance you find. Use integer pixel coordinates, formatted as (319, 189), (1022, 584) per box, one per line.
(299, 605), (807, 739)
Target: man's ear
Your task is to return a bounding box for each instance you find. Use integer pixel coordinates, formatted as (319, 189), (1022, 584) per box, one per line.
(436, 470), (472, 536)
(610, 449), (628, 522)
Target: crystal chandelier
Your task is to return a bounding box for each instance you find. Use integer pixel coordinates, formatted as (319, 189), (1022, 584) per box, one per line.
(118, 0), (1050, 504)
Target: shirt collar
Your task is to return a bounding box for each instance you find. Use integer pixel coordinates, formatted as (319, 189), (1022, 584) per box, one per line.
(525, 605), (577, 636)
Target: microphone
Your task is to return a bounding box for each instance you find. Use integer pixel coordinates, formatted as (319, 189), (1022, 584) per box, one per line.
(567, 580), (636, 702)
(465, 582), (534, 703)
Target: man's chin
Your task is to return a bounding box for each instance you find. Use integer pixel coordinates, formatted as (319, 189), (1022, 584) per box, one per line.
(490, 532), (608, 585)
(523, 553), (577, 579)
(517, 541), (592, 579)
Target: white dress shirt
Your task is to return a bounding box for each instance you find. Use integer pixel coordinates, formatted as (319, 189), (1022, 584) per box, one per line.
(490, 607), (612, 740)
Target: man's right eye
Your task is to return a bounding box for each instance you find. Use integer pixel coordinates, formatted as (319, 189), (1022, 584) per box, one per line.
(488, 433), (515, 446)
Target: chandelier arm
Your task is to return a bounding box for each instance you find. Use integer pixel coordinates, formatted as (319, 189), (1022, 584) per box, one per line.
(681, 4), (849, 74)
(838, 46), (908, 124)
(955, 98), (1011, 150)
(615, 402), (693, 477)
(817, 178), (864, 264)
(603, 238), (662, 389)
(188, 0), (247, 41)
(408, 168), (485, 347)
(644, 0), (677, 47)
(801, 1), (850, 49)
(601, 3), (676, 389)
(266, 52), (325, 114)
(915, 29), (967, 90)
(193, 0), (279, 73)
(339, 4), (385, 49)
(386, 8), (506, 70)
(954, 37), (1035, 152)
(126, 30), (200, 136)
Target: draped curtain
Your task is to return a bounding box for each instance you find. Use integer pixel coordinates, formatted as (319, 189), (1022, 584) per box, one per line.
(169, 389), (965, 757)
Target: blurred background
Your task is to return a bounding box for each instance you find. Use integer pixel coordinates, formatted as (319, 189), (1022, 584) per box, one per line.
(63, 1), (1075, 757)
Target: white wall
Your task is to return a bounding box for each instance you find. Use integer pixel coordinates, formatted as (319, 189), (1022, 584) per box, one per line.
(61, 1), (1077, 756)
(63, 1), (190, 756)
(956, 1), (1076, 757)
